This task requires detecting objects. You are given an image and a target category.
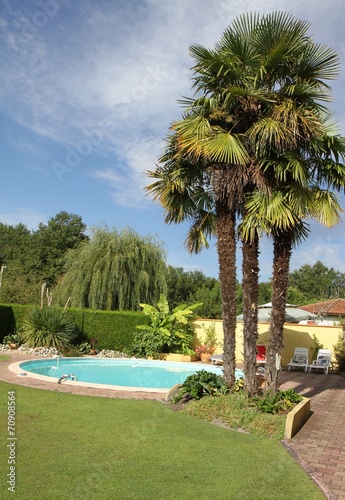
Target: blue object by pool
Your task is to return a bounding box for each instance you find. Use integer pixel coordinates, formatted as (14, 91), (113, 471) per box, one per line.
(19, 358), (244, 390)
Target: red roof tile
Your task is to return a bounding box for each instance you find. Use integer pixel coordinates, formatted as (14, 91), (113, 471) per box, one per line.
(299, 299), (345, 316)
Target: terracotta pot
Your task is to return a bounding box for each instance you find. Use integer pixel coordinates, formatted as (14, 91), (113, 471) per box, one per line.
(89, 349), (98, 355)
(200, 353), (212, 363)
(9, 343), (17, 350)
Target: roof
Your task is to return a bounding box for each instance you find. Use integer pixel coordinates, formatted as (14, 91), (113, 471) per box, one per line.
(299, 299), (345, 316)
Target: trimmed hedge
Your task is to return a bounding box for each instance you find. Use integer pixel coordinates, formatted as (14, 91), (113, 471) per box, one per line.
(0, 304), (149, 352)
(68, 308), (149, 352)
(0, 304), (29, 341)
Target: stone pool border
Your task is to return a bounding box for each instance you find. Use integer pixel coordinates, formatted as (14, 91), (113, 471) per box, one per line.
(8, 358), (169, 394)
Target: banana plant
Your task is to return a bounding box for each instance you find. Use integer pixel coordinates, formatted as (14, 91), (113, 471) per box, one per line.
(134, 294), (202, 357)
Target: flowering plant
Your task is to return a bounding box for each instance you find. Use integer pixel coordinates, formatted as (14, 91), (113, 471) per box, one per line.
(195, 323), (219, 356)
(195, 344), (215, 355)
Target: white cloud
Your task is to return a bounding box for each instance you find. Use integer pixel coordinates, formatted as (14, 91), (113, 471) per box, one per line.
(1, 0), (345, 213)
(0, 208), (47, 230)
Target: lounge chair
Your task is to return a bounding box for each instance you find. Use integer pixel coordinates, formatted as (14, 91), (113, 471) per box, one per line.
(211, 344), (267, 367)
(308, 349), (332, 374)
(210, 354), (223, 365)
(287, 347), (309, 372)
(256, 344), (266, 366)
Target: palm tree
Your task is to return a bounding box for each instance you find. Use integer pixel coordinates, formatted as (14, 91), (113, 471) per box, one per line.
(243, 181), (344, 393)
(147, 12), (345, 392)
(147, 137), (240, 386)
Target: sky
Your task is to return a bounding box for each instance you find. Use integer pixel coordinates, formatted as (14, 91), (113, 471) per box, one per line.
(1, 0), (345, 282)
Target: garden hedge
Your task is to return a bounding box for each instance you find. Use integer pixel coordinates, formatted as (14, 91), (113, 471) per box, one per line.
(0, 304), (149, 352)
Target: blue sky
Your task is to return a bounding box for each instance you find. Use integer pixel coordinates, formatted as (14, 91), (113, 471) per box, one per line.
(1, 0), (345, 282)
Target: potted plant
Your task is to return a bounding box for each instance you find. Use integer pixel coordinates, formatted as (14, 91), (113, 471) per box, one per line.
(195, 344), (215, 363)
(196, 323), (219, 362)
(89, 337), (98, 355)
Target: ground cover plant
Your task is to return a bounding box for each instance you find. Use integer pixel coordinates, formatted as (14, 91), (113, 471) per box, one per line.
(0, 381), (323, 500)
(178, 392), (290, 440)
(172, 371), (302, 440)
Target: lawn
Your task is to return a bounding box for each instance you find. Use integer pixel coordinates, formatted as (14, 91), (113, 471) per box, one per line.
(0, 381), (323, 500)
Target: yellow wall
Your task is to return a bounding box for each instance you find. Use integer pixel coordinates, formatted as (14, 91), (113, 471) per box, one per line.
(193, 319), (342, 366)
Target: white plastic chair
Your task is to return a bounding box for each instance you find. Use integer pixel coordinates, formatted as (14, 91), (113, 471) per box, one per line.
(287, 347), (309, 373)
(308, 349), (332, 374)
(210, 354), (223, 365)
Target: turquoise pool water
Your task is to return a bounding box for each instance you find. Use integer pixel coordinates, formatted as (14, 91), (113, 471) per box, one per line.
(19, 358), (244, 390)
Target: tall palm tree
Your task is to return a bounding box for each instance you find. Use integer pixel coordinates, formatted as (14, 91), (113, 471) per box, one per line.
(147, 12), (345, 392)
(243, 181), (344, 393)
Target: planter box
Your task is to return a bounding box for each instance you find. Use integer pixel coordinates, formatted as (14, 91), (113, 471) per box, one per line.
(284, 397), (310, 439)
(159, 353), (198, 362)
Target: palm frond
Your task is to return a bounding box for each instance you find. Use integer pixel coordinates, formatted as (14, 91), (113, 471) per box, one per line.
(202, 130), (249, 164)
(299, 43), (340, 81)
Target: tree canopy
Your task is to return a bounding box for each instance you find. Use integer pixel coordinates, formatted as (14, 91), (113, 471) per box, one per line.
(0, 212), (88, 304)
(146, 11), (345, 393)
(54, 226), (168, 311)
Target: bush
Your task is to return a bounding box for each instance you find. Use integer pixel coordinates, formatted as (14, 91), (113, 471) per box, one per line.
(181, 393), (287, 440)
(333, 334), (345, 374)
(174, 370), (230, 402)
(3, 332), (24, 346)
(253, 389), (303, 414)
(133, 294), (201, 358)
(0, 304), (28, 342)
(0, 304), (148, 352)
(69, 308), (148, 352)
(20, 306), (77, 350)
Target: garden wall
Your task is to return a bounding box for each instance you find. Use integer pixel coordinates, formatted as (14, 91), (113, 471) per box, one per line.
(194, 319), (341, 366)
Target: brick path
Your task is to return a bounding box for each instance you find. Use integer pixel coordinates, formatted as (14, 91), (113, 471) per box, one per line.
(1, 353), (345, 498)
(279, 369), (345, 499)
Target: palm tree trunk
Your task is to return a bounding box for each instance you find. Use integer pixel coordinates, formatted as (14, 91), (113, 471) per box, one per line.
(266, 232), (293, 395)
(216, 200), (237, 387)
(242, 234), (259, 395)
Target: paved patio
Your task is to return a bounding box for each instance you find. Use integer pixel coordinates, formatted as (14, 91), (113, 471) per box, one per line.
(279, 369), (345, 500)
(1, 353), (345, 499)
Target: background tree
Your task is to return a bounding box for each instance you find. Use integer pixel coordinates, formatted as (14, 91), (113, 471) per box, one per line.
(289, 261), (345, 302)
(54, 226), (167, 311)
(30, 211), (88, 286)
(0, 222), (38, 304)
(166, 266), (222, 318)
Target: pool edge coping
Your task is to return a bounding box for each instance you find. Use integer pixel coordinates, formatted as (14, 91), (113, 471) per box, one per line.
(9, 359), (169, 394)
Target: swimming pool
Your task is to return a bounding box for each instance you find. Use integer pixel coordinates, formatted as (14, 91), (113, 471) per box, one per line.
(14, 358), (244, 393)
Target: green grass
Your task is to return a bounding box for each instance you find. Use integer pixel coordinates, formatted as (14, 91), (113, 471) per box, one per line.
(0, 381), (324, 500)
(0, 355), (12, 361)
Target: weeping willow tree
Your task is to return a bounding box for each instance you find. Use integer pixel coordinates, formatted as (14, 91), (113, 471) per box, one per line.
(54, 226), (167, 310)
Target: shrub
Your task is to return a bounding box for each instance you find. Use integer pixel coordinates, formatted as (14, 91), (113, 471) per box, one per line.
(253, 389), (303, 414)
(312, 334), (324, 360)
(333, 334), (345, 374)
(69, 308), (148, 352)
(133, 294), (202, 358)
(174, 370), (230, 402)
(20, 306), (77, 350)
(3, 332), (24, 346)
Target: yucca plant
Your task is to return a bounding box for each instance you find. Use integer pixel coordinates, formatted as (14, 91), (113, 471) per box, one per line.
(20, 306), (77, 350)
